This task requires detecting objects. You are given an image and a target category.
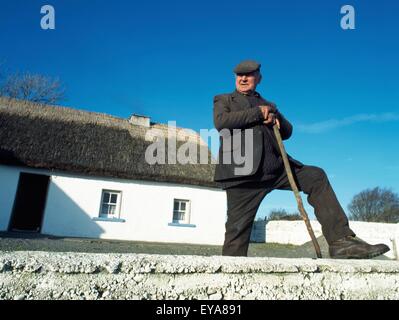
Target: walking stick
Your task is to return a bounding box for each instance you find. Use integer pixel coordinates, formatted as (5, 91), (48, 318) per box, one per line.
(272, 124), (322, 258)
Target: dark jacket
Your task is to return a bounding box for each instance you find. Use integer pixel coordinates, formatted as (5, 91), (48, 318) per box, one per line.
(213, 90), (303, 183)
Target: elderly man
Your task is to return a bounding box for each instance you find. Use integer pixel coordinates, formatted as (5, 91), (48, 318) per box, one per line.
(213, 60), (390, 259)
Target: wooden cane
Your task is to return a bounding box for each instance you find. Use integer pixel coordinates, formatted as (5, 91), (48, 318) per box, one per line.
(272, 124), (322, 258)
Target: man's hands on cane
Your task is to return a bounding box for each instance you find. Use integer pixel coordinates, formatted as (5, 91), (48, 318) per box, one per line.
(259, 105), (280, 129)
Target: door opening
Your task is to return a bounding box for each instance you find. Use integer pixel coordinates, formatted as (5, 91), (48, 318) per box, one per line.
(9, 172), (50, 232)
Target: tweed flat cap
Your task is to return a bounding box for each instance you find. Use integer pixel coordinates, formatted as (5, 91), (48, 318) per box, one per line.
(233, 60), (261, 74)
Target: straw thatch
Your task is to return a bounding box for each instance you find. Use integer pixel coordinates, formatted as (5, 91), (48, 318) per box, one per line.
(0, 97), (218, 188)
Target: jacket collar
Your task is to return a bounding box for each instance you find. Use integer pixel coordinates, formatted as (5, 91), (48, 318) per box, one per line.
(231, 90), (259, 108)
(231, 89), (261, 97)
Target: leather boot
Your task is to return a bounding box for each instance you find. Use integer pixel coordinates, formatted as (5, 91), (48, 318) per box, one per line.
(329, 236), (390, 259)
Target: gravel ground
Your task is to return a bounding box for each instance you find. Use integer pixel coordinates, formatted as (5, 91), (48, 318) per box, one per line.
(0, 231), (389, 259)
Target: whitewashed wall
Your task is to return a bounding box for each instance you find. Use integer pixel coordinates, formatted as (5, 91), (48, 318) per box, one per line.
(265, 221), (323, 245)
(263, 220), (399, 259)
(0, 165), (227, 245)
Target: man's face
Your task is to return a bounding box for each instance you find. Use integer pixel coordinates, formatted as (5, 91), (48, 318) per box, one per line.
(235, 71), (261, 94)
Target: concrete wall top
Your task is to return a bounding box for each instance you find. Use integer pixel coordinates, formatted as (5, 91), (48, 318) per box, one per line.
(2, 251), (399, 275)
(1, 251), (399, 300)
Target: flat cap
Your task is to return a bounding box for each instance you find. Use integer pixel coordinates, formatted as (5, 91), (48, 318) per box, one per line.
(233, 60), (261, 74)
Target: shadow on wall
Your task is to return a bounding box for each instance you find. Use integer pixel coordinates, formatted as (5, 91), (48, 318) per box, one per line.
(42, 182), (105, 239)
(250, 220), (266, 243)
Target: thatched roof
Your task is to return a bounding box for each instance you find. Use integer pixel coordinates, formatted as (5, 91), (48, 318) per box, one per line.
(0, 97), (218, 188)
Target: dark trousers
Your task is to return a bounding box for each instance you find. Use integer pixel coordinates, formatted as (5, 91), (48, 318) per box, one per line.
(222, 165), (355, 256)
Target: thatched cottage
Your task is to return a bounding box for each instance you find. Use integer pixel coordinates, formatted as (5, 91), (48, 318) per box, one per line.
(0, 97), (226, 245)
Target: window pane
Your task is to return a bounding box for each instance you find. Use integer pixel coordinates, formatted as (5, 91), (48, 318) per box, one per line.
(108, 205), (116, 215)
(101, 204), (109, 216)
(173, 211), (179, 221)
(180, 202), (186, 211)
(173, 211), (185, 222)
(173, 201), (179, 211)
(178, 211), (185, 221)
(103, 192), (110, 203)
(110, 194), (118, 204)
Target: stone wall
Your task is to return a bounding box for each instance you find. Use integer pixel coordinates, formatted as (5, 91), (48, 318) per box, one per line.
(1, 251), (399, 300)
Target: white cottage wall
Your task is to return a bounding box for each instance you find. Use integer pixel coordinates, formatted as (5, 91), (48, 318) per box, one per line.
(43, 174), (227, 245)
(0, 165), (227, 245)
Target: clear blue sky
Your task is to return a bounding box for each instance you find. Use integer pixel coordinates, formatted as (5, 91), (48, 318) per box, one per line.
(1, 0), (398, 219)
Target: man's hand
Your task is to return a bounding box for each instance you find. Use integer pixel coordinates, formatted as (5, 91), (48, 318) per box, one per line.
(258, 105), (277, 120)
(259, 105), (280, 128)
(263, 112), (280, 128)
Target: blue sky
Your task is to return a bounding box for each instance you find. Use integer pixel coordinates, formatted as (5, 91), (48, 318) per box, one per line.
(1, 0), (398, 219)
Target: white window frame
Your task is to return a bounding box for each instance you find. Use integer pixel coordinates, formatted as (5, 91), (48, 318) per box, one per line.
(99, 190), (122, 219)
(172, 199), (191, 224)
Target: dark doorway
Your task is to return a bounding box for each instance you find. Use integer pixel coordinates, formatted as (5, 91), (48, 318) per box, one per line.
(9, 172), (50, 232)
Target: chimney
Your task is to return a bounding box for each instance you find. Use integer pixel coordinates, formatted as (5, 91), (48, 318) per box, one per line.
(129, 114), (150, 127)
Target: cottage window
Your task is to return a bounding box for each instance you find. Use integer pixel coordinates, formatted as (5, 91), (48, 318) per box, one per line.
(100, 190), (121, 219)
(172, 199), (190, 224)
